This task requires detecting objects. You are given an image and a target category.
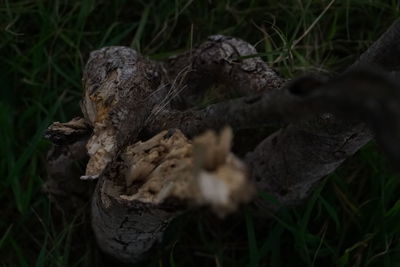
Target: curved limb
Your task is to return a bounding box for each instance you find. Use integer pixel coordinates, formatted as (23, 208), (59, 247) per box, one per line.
(165, 35), (283, 109)
(247, 19), (400, 206)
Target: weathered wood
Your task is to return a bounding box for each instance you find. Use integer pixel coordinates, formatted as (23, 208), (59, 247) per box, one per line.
(81, 46), (168, 180)
(92, 128), (253, 263)
(145, 68), (400, 206)
(44, 19), (400, 264)
(165, 35), (283, 109)
(247, 19), (400, 206)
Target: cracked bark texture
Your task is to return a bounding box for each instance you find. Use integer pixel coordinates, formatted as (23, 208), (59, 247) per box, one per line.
(91, 187), (176, 263)
(44, 19), (400, 264)
(91, 127), (252, 263)
(80, 48), (179, 263)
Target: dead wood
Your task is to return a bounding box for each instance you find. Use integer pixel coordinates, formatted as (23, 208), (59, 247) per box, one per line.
(246, 19), (400, 206)
(165, 35), (283, 109)
(44, 19), (400, 263)
(92, 127), (253, 263)
(81, 47), (168, 180)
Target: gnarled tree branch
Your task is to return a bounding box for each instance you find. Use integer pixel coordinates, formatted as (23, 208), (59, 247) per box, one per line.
(44, 19), (400, 264)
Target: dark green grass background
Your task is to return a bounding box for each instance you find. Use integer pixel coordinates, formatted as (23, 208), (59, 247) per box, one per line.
(1, 0), (400, 266)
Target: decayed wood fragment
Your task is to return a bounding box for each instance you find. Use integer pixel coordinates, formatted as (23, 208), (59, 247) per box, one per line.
(92, 127), (253, 263)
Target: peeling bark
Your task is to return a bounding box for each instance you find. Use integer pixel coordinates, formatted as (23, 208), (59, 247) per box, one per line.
(81, 47), (168, 180)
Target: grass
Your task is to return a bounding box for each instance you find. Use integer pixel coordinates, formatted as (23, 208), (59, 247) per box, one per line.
(1, 0), (400, 266)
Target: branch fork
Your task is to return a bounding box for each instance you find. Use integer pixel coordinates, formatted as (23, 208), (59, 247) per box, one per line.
(44, 19), (400, 263)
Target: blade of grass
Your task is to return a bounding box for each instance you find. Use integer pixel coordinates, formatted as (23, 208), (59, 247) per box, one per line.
(130, 4), (151, 51)
(245, 208), (259, 267)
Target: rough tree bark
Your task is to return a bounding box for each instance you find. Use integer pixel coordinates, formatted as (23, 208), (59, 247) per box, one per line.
(44, 19), (400, 263)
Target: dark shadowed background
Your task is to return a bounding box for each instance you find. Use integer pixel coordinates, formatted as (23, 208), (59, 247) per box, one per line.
(1, 0), (400, 266)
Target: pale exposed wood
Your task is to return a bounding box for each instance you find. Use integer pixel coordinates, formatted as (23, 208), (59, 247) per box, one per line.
(92, 127), (253, 263)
